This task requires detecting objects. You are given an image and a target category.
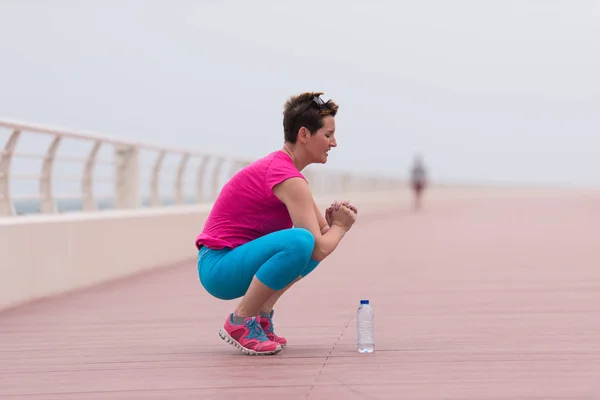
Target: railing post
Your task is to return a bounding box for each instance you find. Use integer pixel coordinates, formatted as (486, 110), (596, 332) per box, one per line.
(210, 158), (224, 201)
(195, 156), (210, 203)
(39, 135), (61, 214)
(174, 153), (189, 205)
(114, 144), (140, 209)
(150, 150), (166, 207)
(82, 141), (102, 211)
(341, 174), (350, 194)
(0, 129), (20, 216)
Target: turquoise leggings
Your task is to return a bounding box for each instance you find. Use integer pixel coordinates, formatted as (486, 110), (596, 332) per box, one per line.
(197, 228), (320, 300)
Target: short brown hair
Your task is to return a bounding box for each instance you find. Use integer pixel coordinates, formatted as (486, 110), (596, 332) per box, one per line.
(282, 92), (339, 144)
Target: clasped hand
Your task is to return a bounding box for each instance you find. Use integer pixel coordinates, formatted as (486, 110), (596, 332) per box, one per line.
(325, 200), (357, 231)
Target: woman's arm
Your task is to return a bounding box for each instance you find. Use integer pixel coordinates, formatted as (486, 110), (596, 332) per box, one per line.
(273, 177), (348, 262)
(313, 199), (331, 234)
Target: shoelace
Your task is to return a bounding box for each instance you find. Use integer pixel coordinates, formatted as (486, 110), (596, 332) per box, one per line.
(244, 318), (268, 342)
(263, 317), (274, 334)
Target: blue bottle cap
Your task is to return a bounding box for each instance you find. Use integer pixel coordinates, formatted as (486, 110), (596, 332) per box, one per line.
(360, 299), (369, 305)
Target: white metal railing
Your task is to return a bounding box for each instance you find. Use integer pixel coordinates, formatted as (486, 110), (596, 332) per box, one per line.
(0, 118), (402, 217)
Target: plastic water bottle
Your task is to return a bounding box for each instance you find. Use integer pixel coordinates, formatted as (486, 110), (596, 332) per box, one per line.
(357, 299), (374, 353)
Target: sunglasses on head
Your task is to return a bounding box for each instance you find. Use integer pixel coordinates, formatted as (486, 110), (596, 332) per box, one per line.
(312, 95), (325, 106)
(310, 95), (328, 112)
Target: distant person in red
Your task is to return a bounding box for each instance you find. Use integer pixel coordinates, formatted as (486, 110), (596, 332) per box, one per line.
(410, 155), (427, 211)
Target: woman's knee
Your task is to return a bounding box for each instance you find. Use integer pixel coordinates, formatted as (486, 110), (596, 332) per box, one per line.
(254, 228), (315, 289)
(292, 228), (315, 253)
(284, 228), (315, 263)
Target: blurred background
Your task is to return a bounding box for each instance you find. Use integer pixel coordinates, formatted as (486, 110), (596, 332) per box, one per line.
(0, 0), (598, 212)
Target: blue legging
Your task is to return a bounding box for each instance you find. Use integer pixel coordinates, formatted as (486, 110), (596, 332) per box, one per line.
(197, 228), (320, 300)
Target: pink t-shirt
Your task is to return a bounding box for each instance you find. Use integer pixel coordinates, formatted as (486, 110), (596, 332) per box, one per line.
(195, 150), (306, 250)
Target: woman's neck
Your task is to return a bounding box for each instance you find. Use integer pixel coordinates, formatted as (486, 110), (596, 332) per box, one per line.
(281, 143), (310, 171)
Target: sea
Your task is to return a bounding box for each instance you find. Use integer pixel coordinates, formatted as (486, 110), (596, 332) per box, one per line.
(12, 197), (199, 215)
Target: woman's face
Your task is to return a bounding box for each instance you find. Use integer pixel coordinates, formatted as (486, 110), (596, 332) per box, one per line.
(305, 115), (337, 164)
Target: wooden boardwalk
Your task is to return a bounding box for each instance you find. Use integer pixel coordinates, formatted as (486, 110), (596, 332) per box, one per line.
(2, 192), (600, 399)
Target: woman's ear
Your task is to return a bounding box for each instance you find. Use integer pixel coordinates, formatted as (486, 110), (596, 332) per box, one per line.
(298, 127), (310, 143)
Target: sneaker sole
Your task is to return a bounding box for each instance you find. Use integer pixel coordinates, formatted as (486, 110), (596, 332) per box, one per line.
(218, 328), (282, 356)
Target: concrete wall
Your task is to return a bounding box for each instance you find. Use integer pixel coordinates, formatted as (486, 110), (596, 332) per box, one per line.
(0, 190), (407, 311)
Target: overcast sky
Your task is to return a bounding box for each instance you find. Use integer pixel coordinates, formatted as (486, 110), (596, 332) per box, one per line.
(1, 0), (598, 191)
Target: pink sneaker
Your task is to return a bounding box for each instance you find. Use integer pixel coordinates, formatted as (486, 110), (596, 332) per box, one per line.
(260, 309), (287, 347)
(218, 314), (282, 355)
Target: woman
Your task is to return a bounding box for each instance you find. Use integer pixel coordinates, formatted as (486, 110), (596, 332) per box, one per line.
(195, 92), (358, 355)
